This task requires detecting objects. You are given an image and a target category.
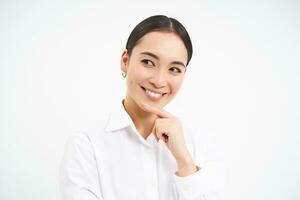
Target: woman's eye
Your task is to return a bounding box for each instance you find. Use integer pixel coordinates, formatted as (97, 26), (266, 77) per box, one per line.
(169, 67), (182, 73)
(141, 59), (154, 66)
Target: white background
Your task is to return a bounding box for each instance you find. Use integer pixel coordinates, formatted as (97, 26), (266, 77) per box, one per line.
(0, 1), (299, 200)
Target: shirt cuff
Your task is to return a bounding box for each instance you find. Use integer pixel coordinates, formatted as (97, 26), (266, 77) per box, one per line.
(173, 165), (208, 199)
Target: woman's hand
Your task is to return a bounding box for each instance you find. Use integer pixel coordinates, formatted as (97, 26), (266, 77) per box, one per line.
(141, 103), (198, 176)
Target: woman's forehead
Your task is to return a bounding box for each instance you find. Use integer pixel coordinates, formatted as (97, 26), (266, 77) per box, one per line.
(132, 31), (188, 63)
(137, 31), (184, 46)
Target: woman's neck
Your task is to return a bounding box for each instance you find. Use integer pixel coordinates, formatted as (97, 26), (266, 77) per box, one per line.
(123, 97), (157, 139)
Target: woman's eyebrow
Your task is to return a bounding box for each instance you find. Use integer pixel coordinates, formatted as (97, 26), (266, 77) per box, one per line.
(140, 51), (159, 60)
(140, 51), (186, 68)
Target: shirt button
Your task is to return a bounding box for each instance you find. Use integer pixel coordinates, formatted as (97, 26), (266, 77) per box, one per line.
(183, 185), (190, 191)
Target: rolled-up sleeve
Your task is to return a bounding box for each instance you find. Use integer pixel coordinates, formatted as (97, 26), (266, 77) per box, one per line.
(59, 132), (103, 200)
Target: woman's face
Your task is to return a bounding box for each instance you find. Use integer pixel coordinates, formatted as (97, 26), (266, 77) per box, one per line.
(121, 31), (188, 109)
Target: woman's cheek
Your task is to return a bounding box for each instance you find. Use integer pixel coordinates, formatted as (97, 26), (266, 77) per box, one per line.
(169, 79), (184, 98)
(134, 68), (150, 80)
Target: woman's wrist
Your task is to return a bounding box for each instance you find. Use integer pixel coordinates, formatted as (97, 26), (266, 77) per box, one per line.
(175, 154), (199, 176)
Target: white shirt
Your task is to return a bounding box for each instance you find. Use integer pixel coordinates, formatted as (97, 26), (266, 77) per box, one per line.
(59, 100), (224, 200)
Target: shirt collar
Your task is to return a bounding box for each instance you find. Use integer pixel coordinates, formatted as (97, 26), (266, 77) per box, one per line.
(104, 99), (158, 148)
(104, 99), (132, 132)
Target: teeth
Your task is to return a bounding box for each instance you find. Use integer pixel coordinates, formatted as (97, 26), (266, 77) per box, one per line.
(146, 89), (162, 98)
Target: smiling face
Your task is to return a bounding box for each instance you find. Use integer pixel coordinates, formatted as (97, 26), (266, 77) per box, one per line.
(121, 31), (188, 110)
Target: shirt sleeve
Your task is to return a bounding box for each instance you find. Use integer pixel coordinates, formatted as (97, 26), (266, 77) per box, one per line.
(59, 131), (103, 200)
(172, 126), (225, 200)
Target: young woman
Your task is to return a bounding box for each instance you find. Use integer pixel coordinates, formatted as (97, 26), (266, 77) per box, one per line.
(60, 15), (224, 200)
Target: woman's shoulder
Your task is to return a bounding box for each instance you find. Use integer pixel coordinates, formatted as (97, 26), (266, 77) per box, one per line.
(180, 118), (223, 164)
(180, 118), (207, 146)
(67, 110), (113, 143)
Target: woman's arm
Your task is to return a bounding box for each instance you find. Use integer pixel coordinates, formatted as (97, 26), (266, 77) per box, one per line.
(172, 126), (225, 200)
(141, 103), (224, 199)
(59, 131), (103, 200)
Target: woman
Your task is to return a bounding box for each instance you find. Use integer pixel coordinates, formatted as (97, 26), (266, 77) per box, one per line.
(60, 15), (224, 200)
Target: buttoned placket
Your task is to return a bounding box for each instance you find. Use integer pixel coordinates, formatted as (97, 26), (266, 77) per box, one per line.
(129, 124), (160, 200)
(141, 134), (160, 200)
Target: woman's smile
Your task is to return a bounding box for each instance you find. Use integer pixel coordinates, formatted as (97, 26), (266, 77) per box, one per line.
(141, 86), (167, 101)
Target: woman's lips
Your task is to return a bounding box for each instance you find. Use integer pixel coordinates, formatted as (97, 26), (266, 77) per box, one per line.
(141, 86), (167, 101)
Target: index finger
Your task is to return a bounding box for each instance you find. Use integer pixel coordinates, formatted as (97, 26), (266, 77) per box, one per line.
(141, 103), (173, 118)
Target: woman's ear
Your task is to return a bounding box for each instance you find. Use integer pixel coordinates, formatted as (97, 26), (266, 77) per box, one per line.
(120, 49), (129, 73)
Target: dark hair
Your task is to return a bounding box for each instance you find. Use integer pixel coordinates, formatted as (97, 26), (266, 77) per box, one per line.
(125, 15), (193, 66)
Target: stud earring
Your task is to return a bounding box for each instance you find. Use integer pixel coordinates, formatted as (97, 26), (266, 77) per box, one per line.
(122, 72), (127, 78)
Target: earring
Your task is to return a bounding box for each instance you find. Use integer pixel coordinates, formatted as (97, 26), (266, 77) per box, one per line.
(122, 71), (127, 78)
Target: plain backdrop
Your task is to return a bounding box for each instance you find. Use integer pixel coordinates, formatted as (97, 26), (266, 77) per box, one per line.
(0, 1), (299, 200)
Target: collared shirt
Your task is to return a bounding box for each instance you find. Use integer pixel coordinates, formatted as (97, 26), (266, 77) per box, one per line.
(59, 100), (224, 200)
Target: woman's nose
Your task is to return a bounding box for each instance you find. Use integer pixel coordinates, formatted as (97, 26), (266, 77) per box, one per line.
(149, 71), (167, 88)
